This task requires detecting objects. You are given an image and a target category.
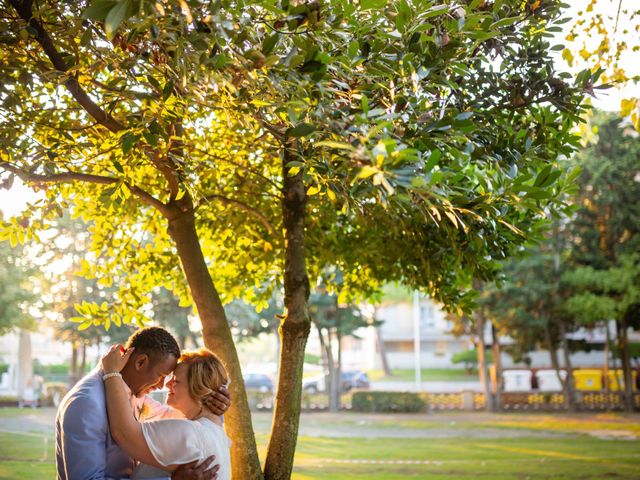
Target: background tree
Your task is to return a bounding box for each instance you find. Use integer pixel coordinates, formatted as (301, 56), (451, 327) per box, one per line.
(151, 287), (199, 350)
(1, 1), (589, 477)
(0, 227), (36, 335)
(451, 348), (493, 374)
(309, 283), (375, 411)
(561, 112), (640, 412)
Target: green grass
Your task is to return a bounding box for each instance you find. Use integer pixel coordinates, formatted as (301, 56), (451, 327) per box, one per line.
(1, 408), (639, 479)
(368, 368), (479, 382)
(286, 436), (640, 479)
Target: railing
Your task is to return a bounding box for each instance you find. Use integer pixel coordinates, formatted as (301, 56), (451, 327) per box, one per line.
(302, 390), (640, 413)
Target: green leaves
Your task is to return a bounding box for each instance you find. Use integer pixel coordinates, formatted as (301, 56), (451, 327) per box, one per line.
(81, 0), (117, 21)
(262, 34), (280, 56)
(82, 0), (131, 40)
(287, 123), (315, 137)
(104, 0), (131, 40)
(121, 132), (138, 154)
(534, 165), (561, 188)
(361, 0), (387, 10)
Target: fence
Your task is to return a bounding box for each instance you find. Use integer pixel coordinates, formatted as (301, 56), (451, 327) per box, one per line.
(348, 390), (640, 413)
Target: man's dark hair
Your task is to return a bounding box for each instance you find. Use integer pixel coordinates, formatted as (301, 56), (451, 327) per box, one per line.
(125, 326), (180, 360)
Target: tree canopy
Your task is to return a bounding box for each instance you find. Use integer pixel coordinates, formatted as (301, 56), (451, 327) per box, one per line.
(0, 0), (592, 477)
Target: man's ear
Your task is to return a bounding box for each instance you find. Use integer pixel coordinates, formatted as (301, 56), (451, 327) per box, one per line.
(134, 353), (149, 371)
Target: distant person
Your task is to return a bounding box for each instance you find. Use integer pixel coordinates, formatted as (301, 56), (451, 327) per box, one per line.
(55, 326), (230, 480)
(102, 345), (232, 480)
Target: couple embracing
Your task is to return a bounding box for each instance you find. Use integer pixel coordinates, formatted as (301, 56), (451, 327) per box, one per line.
(55, 327), (232, 480)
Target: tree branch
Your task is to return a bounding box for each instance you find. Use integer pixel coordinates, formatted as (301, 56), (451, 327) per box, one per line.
(8, 0), (126, 133)
(0, 160), (168, 215)
(200, 193), (276, 235)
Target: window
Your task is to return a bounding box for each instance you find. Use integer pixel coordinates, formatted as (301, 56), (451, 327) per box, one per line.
(435, 340), (447, 356)
(420, 304), (436, 328)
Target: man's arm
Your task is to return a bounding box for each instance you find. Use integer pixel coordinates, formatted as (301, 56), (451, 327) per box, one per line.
(59, 394), (107, 480)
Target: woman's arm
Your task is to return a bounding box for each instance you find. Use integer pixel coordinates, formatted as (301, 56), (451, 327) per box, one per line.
(101, 345), (172, 471)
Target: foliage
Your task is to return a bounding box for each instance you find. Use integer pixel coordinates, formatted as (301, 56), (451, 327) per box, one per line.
(0, 0), (593, 476)
(0, 228), (37, 335)
(563, 0), (640, 130)
(0, 0), (590, 319)
(451, 348), (493, 370)
(561, 113), (640, 327)
(351, 390), (426, 413)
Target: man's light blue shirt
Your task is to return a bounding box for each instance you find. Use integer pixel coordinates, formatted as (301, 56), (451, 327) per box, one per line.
(55, 366), (134, 480)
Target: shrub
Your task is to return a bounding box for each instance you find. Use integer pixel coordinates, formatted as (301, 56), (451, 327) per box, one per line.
(351, 391), (426, 413)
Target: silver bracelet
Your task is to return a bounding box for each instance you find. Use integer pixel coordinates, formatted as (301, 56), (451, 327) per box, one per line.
(102, 372), (123, 381)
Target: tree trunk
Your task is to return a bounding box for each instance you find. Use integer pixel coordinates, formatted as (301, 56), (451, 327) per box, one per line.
(604, 321), (611, 411)
(475, 312), (493, 412)
(70, 341), (79, 386)
(617, 320), (634, 412)
(318, 326), (335, 406)
(264, 147), (311, 480)
(80, 343), (87, 376)
(544, 319), (567, 393)
(374, 321), (392, 377)
(166, 197), (262, 480)
(490, 322), (502, 411)
(16, 330), (33, 400)
(330, 331), (342, 411)
(558, 320), (577, 412)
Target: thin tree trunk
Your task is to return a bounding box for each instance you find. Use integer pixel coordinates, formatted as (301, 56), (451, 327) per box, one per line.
(475, 311), (493, 412)
(70, 341), (78, 386)
(558, 320), (577, 412)
(166, 197), (262, 480)
(544, 320), (566, 402)
(374, 322), (392, 377)
(80, 343), (87, 375)
(264, 147), (311, 480)
(490, 322), (502, 411)
(618, 320), (634, 412)
(331, 331), (342, 411)
(319, 326), (335, 406)
(604, 321), (611, 411)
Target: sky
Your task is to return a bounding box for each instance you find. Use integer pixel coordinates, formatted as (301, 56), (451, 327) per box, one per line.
(1, 0), (638, 218)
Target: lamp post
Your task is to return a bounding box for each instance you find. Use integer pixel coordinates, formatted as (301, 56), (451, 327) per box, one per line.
(413, 291), (421, 391)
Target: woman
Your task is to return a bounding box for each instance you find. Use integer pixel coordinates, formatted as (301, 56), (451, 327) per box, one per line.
(101, 345), (231, 479)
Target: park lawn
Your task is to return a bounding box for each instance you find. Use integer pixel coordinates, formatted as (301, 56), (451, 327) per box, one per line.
(367, 368), (478, 382)
(286, 435), (640, 479)
(2, 432), (639, 480)
(2, 409), (640, 479)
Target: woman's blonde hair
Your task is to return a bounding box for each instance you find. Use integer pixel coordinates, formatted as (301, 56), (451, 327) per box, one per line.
(178, 348), (229, 404)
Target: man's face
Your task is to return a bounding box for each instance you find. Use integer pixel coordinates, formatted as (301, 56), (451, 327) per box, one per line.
(129, 352), (178, 398)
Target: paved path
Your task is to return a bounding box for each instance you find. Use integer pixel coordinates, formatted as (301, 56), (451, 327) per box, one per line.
(3, 408), (639, 441)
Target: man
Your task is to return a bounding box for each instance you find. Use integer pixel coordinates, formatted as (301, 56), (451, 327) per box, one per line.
(56, 326), (230, 480)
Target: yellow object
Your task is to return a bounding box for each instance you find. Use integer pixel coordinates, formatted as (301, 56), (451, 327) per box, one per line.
(573, 369), (603, 391)
(606, 370), (638, 391)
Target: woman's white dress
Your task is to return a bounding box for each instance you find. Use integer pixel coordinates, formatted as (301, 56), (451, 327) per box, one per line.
(131, 417), (231, 480)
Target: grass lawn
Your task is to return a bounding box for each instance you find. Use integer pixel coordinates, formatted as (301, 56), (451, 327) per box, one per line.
(368, 368), (479, 382)
(1, 408), (639, 479)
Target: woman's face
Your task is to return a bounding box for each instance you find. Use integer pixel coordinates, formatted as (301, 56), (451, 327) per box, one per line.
(166, 362), (199, 416)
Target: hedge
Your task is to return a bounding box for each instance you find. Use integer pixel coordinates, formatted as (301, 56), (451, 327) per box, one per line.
(351, 391), (427, 413)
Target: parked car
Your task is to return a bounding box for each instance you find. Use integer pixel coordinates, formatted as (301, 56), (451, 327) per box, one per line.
(303, 370), (370, 393)
(243, 372), (274, 393)
(341, 370), (370, 392)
